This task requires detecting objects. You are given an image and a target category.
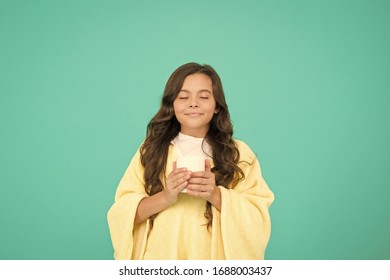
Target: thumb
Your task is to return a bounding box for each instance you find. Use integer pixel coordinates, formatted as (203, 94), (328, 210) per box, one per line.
(173, 161), (177, 170)
(205, 159), (211, 172)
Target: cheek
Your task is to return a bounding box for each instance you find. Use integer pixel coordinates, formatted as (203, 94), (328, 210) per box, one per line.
(205, 101), (217, 113)
(173, 101), (183, 114)
(173, 101), (178, 112)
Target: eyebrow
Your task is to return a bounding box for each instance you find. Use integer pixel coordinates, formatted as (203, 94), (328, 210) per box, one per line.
(179, 89), (212, 94)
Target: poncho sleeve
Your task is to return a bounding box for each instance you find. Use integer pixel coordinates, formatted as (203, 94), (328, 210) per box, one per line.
(107, 148), (150, 260)
(211, 140), (274, 259)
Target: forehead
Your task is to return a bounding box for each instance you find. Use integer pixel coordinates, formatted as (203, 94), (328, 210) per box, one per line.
(181, 73), (212, 90)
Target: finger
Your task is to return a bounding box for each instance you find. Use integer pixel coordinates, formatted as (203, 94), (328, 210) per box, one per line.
(171, 172), (191, 187)
(186, 184), (201, 192)
(186, 183), (211, 192)
(190, 171), (209, 178)
(188, 177), (207, 185)
(171, 171), (191, 182)
(175, 180), (188, 191)
(205, 159), (211, 172)
(173, 161), (177, 170)
(168, 167), (188, 179)
(186, 188), (209, 199)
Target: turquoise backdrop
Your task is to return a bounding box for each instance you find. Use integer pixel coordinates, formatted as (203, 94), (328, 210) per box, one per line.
(0, 0), (389, 259)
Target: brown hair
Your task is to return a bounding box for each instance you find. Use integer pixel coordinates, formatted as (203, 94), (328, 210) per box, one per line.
(140, 62), (245, 228)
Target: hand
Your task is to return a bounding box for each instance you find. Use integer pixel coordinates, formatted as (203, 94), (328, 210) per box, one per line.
(164, 161), (192, 205)
(186, 160), (221, 209)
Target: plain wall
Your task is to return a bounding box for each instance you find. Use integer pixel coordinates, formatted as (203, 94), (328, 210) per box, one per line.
(0, 0), (389, 259)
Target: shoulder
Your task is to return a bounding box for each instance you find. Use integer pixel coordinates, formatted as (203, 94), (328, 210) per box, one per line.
(128, 142), (145, 168)
(233, 139), (257, 162)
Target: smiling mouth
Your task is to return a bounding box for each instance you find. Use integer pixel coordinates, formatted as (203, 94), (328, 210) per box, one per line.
(185, 113), (203, 116)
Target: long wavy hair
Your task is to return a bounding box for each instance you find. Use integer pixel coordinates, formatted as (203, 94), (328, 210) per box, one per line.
(140, 62), (245, 228)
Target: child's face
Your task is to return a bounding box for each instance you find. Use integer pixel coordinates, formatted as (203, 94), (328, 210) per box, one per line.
(173, 73), (218, 138)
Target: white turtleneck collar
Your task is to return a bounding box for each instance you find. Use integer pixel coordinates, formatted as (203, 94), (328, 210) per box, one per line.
(171, 132), (212, 159)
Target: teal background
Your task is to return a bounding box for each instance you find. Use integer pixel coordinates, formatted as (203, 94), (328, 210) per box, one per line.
(0, 0), (389, 259)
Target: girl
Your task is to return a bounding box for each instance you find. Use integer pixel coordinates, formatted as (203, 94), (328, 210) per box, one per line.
(107, 62), (274, 260)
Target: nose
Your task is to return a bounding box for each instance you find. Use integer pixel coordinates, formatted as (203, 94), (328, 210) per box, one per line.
(188, 96), (199, 108)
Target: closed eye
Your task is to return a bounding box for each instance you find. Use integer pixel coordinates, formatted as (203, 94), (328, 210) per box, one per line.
(200, 97), (209, 99)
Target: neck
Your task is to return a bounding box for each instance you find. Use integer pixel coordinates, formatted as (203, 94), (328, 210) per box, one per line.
(180, 128), (208, 138)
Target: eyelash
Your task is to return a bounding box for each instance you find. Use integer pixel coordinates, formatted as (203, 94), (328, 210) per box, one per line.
(178, 97), (208, 100)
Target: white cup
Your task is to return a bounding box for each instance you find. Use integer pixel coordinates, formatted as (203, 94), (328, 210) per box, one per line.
(176, 156), (205, 172)
(176, 156), (205, 193)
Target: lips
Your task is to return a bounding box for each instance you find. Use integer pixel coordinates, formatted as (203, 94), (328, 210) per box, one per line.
(185, 112), (203, 116)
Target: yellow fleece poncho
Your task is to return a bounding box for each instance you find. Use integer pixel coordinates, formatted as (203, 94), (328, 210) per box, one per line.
(107, 140), (274, 259)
